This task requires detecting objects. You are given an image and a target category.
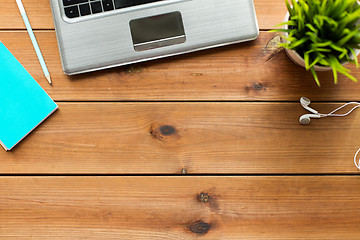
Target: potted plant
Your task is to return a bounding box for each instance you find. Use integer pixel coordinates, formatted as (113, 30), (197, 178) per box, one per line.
(272, 0), (360, 86)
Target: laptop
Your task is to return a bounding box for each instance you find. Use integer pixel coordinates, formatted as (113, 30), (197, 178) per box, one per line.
(50, 0), (259, 75)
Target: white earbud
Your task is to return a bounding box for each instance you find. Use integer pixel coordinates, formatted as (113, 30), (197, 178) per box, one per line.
(299, 114), (321, 125)
(300, 97), (319, 114)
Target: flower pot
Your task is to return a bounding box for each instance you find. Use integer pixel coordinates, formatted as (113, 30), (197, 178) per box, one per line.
(282, 12), (360, 71)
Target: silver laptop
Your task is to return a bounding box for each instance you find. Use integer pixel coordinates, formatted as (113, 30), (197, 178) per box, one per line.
(50, 0), (259, 75)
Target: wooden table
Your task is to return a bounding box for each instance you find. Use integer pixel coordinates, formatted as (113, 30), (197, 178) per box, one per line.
(2, 0), (360, 238)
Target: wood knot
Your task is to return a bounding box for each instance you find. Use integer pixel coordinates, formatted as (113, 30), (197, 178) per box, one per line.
(264, 34), (284, 61)
(160, 125), (176, 136)
(149, 124), (177, 141)
(265, 35), (282, 52)
(245, 82), (267, 92)
(191, 73), (203, 76)
(188, 221), (210, 234)
(198, 193), (209, 203)
(254, 82), (263, 91)
(124, 65), (143, 74)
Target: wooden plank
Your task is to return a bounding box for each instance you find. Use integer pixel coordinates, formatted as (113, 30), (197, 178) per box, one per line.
(1, 31), (360, 101)
(1, 0), (285, 30)
(1, 0), (54, 30)
(1, 102), (360, 174)
(255, 0), (287, 29)
(1, 176), (360, 239)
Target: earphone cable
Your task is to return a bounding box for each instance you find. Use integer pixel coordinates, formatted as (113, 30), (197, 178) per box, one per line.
(354, 147), (360, 170)
(322, 102), (360, 117)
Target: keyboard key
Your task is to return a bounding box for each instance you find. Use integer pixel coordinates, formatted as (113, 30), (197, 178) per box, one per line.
(64, 6), (80, 18)
(63, 0), (88, 7)
(91, 1), (103, 14)
(114, 0), (163, 9)
(114, 0), (131, 9)
(102, 0), (114, 11)
(79, 3), (91, 16)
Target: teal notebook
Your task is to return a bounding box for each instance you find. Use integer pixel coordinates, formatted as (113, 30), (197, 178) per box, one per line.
(0, 42), (58, 151)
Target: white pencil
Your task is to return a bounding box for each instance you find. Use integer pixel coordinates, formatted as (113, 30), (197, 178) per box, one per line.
(16, 0), (52, 86)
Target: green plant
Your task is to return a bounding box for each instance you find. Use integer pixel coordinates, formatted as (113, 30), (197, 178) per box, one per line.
(272, 0), (360, 86)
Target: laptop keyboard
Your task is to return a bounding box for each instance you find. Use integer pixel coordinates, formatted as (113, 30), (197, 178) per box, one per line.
(63, 0), (164, 19)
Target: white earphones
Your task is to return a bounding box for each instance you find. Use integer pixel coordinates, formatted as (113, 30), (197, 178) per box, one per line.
(299, 97), (322, 124)
(299, 96), (360, 125)
(299, 97), (360, 170)
(299, 113), (320, 124)
(300, 97), (318, 114)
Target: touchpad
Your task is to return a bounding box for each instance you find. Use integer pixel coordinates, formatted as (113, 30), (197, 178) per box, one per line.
(129, 11), (186, 51)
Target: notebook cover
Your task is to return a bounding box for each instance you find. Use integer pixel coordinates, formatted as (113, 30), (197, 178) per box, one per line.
(0, 42), (58, 151)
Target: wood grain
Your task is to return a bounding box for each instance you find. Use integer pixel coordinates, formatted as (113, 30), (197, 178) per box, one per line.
(1, 102), (360, 174)
(1, 176), (360, 239)
(0, 0), (285, 30)
(1, 0), (54, 30)
(1, 31), (360, 101)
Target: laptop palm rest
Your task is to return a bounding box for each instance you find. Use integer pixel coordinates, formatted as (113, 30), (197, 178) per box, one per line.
(129, 11), (186, 51)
